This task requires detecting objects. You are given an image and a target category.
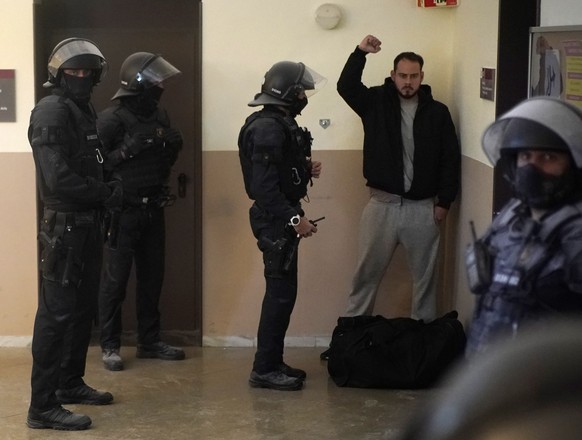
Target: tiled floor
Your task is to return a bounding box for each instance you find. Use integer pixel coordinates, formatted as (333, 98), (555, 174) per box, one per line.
(0, 346), (430, 439)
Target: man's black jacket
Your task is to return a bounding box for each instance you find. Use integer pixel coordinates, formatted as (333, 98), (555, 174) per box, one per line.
(337, 47), (460, 209)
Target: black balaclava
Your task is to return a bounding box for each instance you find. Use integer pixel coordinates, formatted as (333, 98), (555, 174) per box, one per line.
(514, 161), (577, 209)
(60, 73), (94, 104)
(124, 86), (164, 116)
(289, 97), (308, 117)
(501, 118), (578, 210)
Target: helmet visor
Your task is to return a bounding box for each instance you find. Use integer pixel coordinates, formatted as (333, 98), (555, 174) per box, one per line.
(48, 39), (107, 78)
(482, 98), (582, 168)
(300, 64), (327, 98)
(137, 56), (181, 88)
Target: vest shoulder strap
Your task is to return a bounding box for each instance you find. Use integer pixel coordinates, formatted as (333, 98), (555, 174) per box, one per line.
(114, 106), (169, 135)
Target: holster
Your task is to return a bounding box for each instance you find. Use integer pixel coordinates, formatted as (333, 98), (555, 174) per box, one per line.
(260, 236), (289, 278)
(105, 210), (121, 249)
(38, 208), (86, 288)
(38, 230), (62, 277)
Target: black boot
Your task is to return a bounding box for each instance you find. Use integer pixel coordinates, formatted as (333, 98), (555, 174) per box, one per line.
(136, 341), (185, 360)
(56, 384), (113, 405)
(278, 363), (307, 379)
(27, 406), (92, 430)
(249, 370), (304, 391)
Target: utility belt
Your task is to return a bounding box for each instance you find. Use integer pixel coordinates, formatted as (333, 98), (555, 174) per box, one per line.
(479, 291), (540, 315)
(38, 208), (98, 287)
(253, 201), (304, 219)
(125, 187), (177, 209)
(42, 208), (99, 229)
(124, 194), (176, 209)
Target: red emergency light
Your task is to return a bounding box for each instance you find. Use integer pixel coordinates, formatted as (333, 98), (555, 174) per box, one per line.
(418, 0), (458, 7)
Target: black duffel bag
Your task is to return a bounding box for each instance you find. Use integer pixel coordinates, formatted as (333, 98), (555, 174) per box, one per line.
(327, 311), (466, 389)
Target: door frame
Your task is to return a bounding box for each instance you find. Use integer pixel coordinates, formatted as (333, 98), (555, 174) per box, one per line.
(492, 0), (540, 216)
(32, 0), (203, 346)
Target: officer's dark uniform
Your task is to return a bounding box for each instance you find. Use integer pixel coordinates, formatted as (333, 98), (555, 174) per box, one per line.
(98, 103), (181, 349)
(27, 38), (116, 429)
(466, 198), (582, 356)
(30, 91), (109, 410)
(465, 97), (582, 357)
(239, 60), (325, 390)
(239, 107), (312, 374)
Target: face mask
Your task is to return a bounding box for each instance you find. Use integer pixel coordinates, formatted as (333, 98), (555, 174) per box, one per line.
(126, 86), (164, 116)
(514, 163), (575, 209)
(61, 74), (94, 102)
(289, 97), (308, 117)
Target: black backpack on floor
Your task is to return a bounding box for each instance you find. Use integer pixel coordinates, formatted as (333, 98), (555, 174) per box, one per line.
(327, 311), (466, 389)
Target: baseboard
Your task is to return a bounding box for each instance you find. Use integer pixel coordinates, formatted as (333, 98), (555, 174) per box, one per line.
(0, 334), (332, 348)
(202, 335), (332, 348)
(0, 336), (33, 347)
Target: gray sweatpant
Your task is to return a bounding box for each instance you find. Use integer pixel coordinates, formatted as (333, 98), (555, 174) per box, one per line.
(345, 189), (440, 321)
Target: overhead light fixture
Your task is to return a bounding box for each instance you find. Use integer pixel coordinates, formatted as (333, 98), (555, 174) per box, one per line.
(315, 4), (342, 30)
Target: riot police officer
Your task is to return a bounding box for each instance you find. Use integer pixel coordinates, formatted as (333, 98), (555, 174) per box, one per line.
(238, 61), (326, 390)
(27, 37), (119, 431)
(98, 52), (185, 371)
(464, 97), (582, 357)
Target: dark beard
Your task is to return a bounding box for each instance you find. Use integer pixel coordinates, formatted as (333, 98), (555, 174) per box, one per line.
(397, 88), (418, 99)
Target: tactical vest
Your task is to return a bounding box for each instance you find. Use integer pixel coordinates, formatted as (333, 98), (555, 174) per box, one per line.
(482, 199), (582, 306)
(30, 95), (104, 203)
(238, 110), (312, 203)
(110, 105), (172, 196)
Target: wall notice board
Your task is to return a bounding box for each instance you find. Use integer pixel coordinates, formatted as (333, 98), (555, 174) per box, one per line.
(0, 69), (16, 122)
(529, 25), (582, 108)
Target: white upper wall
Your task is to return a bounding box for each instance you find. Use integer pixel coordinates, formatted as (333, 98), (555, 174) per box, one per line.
(0, 1), (35, 153)
(453, 0), (582, 166)
(541, 0), (582, 26)
(451, 0), (499, 165)
(202, 0), (457, 152)
(3, 1), (580, 158)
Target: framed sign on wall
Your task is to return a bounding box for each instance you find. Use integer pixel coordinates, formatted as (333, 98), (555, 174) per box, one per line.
(529, 25), (582, 108)
(0, 69), (16, 122)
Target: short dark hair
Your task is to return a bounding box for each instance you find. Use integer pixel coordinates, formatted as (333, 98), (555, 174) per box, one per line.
(393, 52), (424, 71)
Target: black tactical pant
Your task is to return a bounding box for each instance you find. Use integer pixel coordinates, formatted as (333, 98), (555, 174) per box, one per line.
(99, 206), (165, 350)
(250, 203), (299, 373)
(31, 210), (102, 411)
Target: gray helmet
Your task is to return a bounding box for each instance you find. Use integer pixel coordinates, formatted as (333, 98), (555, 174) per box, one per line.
(248, 61), (326, 107)
(44, 37), (107, 88)
(111, 52), (181, 100)
(482, 97), (582, 168)
(400, 320), (582, 440)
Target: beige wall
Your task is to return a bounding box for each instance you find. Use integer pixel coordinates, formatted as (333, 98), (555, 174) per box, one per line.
(448, 0), (499, 327)
(0, 154), (37, 340)
(201, 0), (498, 345)
(0, 2), (37, 343)
(0, 0), (536, 346)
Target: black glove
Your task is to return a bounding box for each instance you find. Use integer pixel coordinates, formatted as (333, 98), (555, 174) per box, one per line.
(164, 128), (183, 150)
(121, 132), (154, 158)
(104, 180), (123, 210)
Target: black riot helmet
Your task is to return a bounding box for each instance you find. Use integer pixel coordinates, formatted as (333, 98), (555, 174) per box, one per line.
(248, 61), (326, 108)
(44, 37), (107, 88)
(482, 97), (582, 168)
(481, 97), (582, 207)
(111, 52), (181, 100)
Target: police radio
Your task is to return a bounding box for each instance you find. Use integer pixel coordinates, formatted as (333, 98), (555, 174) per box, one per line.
(465, 221), (492, 294)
